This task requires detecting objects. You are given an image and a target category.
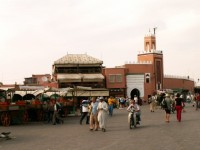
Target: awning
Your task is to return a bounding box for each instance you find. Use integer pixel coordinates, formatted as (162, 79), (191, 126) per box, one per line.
(19, 86), (45, 90)
(15, 91), (35, 97)
(0, 87), (15, 91)
(82, 74), (104, 82)
(57, 74), (82, 82)
(66, 90), (109, 97)
(57, 74), (104, 82)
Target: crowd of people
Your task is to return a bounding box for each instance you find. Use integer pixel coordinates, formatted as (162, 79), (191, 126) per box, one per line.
(47, 91), (200, 131)
(79, 95), (142, 132)
(147, 92), (200, 123)
(79, 96), (109, 132)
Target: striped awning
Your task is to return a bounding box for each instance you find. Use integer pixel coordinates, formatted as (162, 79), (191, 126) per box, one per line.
(57, 74), (104, 82)
(57, 74), (82, 82)
(82, 74), (104, 82)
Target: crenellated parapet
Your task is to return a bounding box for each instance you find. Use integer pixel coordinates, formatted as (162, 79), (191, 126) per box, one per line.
(124, 61), (152, 64)
(138, 49), (163, 54)
(145, 33), (155, 37)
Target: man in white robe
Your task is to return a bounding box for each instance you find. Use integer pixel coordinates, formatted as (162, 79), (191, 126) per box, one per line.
(97, 96), (108, 132)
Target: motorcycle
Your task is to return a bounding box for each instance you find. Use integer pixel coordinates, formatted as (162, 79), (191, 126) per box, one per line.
(128, 107), (139, 129)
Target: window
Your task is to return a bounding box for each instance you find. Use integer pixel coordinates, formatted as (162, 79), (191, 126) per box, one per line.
(116, 74), (122, 82)
(109, 75), (115, 83)
(109, 74), (122, 83)
(145, 73), (150, 83)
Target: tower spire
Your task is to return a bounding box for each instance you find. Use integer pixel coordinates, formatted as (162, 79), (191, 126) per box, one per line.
(153, 27), (157, 35)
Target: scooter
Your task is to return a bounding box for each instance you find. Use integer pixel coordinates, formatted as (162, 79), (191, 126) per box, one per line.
(128, 107), (138, 129)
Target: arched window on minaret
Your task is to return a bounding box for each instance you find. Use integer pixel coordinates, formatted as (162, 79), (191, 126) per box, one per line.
(152, 42), (155, 50)
(146, 42), (150, 51)
(144, 36), (156, 52)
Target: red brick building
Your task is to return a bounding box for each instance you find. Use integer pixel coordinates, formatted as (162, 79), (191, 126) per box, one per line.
(103, 32), (194, 100)
(21, 32), (195, 101)
(24, 74), (58, 88)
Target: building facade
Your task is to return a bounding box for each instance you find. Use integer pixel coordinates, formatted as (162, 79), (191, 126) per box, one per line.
(103, 32), (194, 100)
(22, 32), (195, 101)
(52, 54), (105, 89)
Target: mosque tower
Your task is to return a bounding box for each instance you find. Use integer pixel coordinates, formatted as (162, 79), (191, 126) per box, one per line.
(137, 28), (164, 91)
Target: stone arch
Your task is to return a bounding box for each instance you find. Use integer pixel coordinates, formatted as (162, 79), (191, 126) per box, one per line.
(130, 88), (140, 99)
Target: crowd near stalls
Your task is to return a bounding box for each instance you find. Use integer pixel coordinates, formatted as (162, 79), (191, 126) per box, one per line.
(0, 86), (110, 126)
(0, 86), (77, 126)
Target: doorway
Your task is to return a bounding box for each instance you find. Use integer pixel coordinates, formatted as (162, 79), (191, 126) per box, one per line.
(130, 88), (140, 99)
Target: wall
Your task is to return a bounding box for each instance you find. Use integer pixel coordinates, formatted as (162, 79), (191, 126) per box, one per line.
(103, 68), (126, 89)
(163, 78), (194, 92)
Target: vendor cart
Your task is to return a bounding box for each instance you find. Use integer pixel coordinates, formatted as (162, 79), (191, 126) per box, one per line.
(0, 102), (29, 126)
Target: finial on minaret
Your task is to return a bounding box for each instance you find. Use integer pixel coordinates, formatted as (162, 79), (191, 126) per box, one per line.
(153, 27), (157, 35)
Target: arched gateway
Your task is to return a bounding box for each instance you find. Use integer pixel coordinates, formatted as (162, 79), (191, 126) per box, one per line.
(130, 88), (140, 99)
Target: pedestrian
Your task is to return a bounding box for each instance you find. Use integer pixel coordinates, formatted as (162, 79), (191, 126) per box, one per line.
(195, 93), (200, 110)
(47, 100), (54, 123)
(89, 97), (99, 131)
(162, 93), (172, 123)
(108, 96), (115, 116)
(175, 93), (184, 122)
(52, 100), (64, 125)
(119, 97), (125, 108)
(149, 93), (157, 112)
(97, 96), (108, 132)
(80, 99), (90, 125)
(171, 94), (176, 114)
(180, 95), (186, 112)
(133, 95), (138, 104)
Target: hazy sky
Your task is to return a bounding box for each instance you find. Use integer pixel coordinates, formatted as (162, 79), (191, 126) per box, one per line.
(0, 0), (200, 84)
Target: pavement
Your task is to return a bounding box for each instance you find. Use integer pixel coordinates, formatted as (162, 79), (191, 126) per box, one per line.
(0, 103), (200, 150)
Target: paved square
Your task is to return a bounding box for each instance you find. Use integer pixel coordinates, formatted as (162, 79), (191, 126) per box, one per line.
(0, 103), (199, 150)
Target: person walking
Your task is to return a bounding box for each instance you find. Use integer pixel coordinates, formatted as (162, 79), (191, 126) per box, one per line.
(80, 99), (89, 125)
(175, 93), (184, 122)
(97, 97), (108, 132)
(89, 97), (99, 131)
(108, 96), (115, 116)
(162, 93), (172, 123)
(196, 93), (200, 110)
(52, 100), (64, 125)
(149, 93), (157, 112)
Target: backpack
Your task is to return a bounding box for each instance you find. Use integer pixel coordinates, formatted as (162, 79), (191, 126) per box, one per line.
(161, 99), (167, 109)
(148, 97), (152, 104)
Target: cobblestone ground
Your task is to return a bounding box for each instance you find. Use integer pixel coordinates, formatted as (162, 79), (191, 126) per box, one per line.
(0, 103), (200, 150)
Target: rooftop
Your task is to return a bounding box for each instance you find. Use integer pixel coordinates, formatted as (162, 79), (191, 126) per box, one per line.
(54, 54), (103, 65)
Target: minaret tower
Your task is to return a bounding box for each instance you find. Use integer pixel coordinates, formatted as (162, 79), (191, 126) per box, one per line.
(138, 27), (164, 91)
(144, 28), (157, 52)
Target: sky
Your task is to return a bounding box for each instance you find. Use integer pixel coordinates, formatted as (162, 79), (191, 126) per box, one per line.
(0, 0), (200, 84)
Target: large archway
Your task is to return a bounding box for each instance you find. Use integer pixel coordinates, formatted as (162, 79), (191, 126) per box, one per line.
(130, 88), (140, 99)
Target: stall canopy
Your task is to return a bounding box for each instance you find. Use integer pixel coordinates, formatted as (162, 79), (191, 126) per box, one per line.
(82, 74), (104, 82)
(57, 74), (82, 82)
(57, 74), (104, 82)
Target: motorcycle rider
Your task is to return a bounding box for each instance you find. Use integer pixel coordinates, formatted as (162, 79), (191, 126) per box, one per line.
(127, 99), (141, 125)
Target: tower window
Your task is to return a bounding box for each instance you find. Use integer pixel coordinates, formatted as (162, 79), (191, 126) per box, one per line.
(145, 73), (150, 83)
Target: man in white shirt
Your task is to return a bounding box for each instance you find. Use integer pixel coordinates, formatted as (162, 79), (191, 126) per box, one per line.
(127, 99), (141, 125)
(80, 99), (89, 125)
(97, 97), (108, 132)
